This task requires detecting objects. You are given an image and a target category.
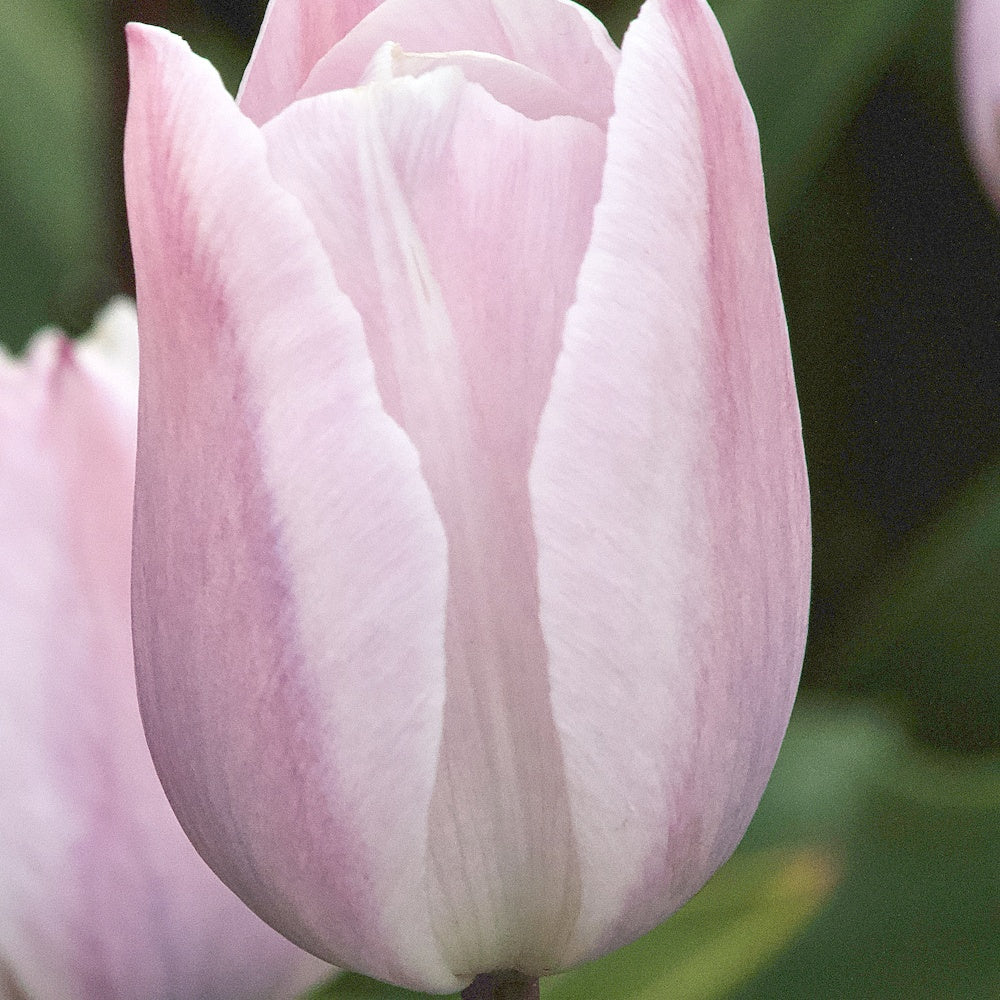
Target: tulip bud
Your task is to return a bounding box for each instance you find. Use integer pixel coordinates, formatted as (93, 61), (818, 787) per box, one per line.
(0, 301), (328, 999)
(958, 0), (1000, 208)
(125, 0), (810, 993)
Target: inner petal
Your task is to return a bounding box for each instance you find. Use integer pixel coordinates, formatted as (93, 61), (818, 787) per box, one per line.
(359, 42), (605, 124)
(263, 70), (605, 974)
(294, 0), (619, 127)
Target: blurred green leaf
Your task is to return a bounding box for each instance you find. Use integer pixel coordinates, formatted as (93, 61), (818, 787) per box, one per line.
(709, 0), (932, 231)
(0, 0), (109, 347)
(542, 848), (837, 1000)
(301, 847), (836, 1000)
(731, 739), (1000, 999)
(838, 457), (1000, 752)
(742, 699), (907, 850)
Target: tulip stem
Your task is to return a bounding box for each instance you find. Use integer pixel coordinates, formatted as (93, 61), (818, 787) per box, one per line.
(461, 972), (540, 1000)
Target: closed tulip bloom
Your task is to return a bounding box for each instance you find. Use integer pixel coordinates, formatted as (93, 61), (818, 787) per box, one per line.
(125, 0), (810, 994)
(958, 0), (1000, 207)
(0, 302), (328, 1000)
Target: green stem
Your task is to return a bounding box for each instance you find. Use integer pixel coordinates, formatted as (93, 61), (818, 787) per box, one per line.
(461, 972), (540, 1000)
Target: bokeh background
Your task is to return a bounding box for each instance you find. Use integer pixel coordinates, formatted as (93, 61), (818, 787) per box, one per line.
(2, 1), (997, 997)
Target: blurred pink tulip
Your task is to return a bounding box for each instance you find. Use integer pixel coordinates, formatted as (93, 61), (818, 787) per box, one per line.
(125, 0), (810, 993)
(958, 0), (1000, 207)
(0, 302), (328, 1000)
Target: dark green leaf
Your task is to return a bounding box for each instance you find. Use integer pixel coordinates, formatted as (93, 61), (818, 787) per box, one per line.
(542, 848), (837, 1000)
(709, 0), (933, 231)
(731, 742), (1000, 999)
(0, 1), (109, 348)
(838, 458), (1000, 752)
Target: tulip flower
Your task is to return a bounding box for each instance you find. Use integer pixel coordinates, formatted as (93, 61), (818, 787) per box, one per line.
(0, 301), (328, 1000)
(958, 0), (1000, 208)
(124, 0), (810, 995)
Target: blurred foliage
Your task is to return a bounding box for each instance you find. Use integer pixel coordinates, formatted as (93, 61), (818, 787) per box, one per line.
(542, 847), (835, 1000)
(713, 0), (934, 233)
(732, 701), (1000, 999)
(837, 458), (1000, 752)
(0, 0), (111, 347)
(1, 0), (998, 996)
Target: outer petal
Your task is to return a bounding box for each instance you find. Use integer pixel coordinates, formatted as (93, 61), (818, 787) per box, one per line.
(957, 0), (1000, 208)
(530, 0), (810, 966)
(262, 65), (605, 978)
(125, 26), (456, 991)
(0, 304), (326, 1000)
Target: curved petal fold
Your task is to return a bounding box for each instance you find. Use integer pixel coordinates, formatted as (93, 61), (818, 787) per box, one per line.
(297, 0), (618, 124)
(358, 42), (604, 124)
(530, 0), (810, 965)
(238, 0), (383, 124)
(125, 24), (456, 990)
(241, 0), (618, 126)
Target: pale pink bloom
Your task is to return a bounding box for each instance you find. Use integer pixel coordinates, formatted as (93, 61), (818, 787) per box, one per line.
(125, 0), (810, 992)
(958, 0), (1000, 207)
(0, 301), (328, 1000)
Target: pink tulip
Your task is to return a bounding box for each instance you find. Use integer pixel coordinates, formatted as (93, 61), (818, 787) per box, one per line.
(125, 0), (810, 994)
(958, 0), (1000, 208)
(0, 302), (328, 999)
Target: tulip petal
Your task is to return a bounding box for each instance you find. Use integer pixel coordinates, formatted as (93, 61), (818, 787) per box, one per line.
(530, 0), (810, 965)
(0, 311), (324, 1000)
(263, 67), (605, 977)
(238, 0), (383, 124)
(125, 25), (457, 990)
(359, 42), (603, 124)
(957, 0), (1000, 207)
(0, 331), (136, 1000)
(293, 0), (619, 127)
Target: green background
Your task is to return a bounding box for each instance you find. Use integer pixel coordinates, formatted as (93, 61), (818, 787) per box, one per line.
(2, 0), (997, 996)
